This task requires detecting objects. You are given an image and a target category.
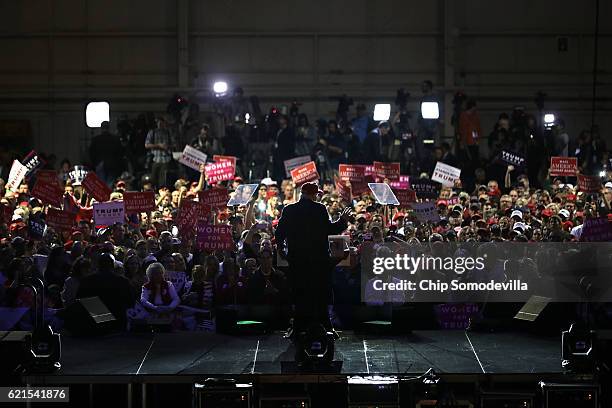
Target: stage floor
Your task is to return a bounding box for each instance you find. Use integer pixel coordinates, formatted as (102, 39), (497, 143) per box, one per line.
(45, 330), (562, 379)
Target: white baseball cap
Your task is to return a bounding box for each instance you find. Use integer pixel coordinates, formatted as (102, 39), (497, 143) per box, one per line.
(510, 209), (523, 220)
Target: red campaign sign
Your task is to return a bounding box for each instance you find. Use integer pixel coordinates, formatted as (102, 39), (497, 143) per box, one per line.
(364, 165), (375, 176)
(196, 222), (234, 251)
(205, 161), (235, 183)
(31, 177), (63, 207)
(213, 155), (237, 167)
(0, 204), (13, 223)
(581, 217), (612, 242)
(290, 161), (319, 186)
(199, 188), (229, 209)
(176, 200), (200, 239)
(46, 208), (75, 231)
(392, 188), (417, 207)
(335, 178), (351, 202)
(82, 172), (112, 202)
(577, 175), (600, 193)
(550, 157), (578, 177)
(374, 161), (400, 181)
(339, 164), (366, 183)
(123, 191), (156, 213)
(36, 170), (61, 188)
(389, 175), (410, 190)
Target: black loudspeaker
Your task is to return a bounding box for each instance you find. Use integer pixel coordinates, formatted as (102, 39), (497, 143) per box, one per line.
(0, 331), (31, 374)
(64, 297), (118, 335)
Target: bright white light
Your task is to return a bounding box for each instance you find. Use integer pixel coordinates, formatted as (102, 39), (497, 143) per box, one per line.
(421, 102), (439, 119)
(213, 81), (228, 94)
(85, 101), (110, 128)
(544, 113), (555, 124)
(599, 171), (606, 177)
(245, 113), (251, 123)
(373, 104), (391, 121)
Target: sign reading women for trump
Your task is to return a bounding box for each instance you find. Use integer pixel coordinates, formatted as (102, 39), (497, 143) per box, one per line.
(196, 223), (234, 250)
(431, 162), (461, 187)
(205, 160), (235, 183)
(93, 201), (125, 226)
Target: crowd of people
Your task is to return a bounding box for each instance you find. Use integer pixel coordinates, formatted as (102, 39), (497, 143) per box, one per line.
(1, 88), (611, 333)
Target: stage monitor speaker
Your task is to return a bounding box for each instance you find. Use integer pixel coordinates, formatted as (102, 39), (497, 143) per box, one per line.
(64, 296), (118, 335)
(540, 382), (598, 408)
(0, 331), (31, 374)
(194, 381), (252, 408)
(348, 376), (399, 408)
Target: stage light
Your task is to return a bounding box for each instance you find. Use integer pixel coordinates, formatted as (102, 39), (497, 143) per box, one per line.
(599, 171), (605, 177)
(421, 102), (439, 119)
(85, 101), (110, 128)
(373, 104), (391, 121)
(544, 113), (556, 129)
(544, 113), (555, 124)
(213, 81), (228, 96)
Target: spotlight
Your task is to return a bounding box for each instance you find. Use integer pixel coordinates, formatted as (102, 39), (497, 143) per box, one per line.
(213, 81), (228, 96)
(599, 171), (605, 178)
(85, 101), (110, 128)
(421, 102), (439, 120)
(373, 104), (391, 121)
(544, 113), (555, 129)
(245, 113), (251, 124)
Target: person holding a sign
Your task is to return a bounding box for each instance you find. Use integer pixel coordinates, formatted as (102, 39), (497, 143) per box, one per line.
(275, 182), (352, 336)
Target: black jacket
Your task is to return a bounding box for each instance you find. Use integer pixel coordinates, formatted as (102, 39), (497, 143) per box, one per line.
(275, 198), (347, 262)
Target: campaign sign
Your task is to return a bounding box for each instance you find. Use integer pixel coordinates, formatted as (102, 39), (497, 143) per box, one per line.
(31, 177), (63, 207)
(410, 178), (440, 199)
(205, 160), (235, 183)
(6, 160), (28, 191)
(499, 150), (526, 168)
(82, 172), (112, 202)
(165, 271), (187, 294)
(410, 201), (441, 223)
(213, 155), (237, 167)
(176, 199), (201, 239)
(335, 178), (351, 202)
(389, 175), (410, 190)
(550, 157), (577, 177)
(199, 188), (229, 209)
(392, 188), (417, 207)
(227, 184), (258, 207)
(93, 201), (125, 226)
(581, 217), (612, 242)
(196, 223), (234, 251)
(46, 208), (75, 231)
(28, 218), (46, 240)
(22, 150), (45, 178)
(339, 164), (366, 182)
(284, 155), (312, 178)
(373, 161), (400, 181)
(290, 161), (319, 186)
(432, 162), (462, 187)
(179, 145), (207, 171)
(123, 191), (156, 213)
(66, 165), (89, 185)
(577, 175), (600, 193)
(368, 183), (400, 206)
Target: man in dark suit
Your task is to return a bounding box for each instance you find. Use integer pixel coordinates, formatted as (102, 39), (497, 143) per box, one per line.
(275, 182), (351, 333)
(76, 253), (136, 330)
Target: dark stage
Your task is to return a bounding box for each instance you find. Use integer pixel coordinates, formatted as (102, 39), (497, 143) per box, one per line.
(35, 330), (562, 380)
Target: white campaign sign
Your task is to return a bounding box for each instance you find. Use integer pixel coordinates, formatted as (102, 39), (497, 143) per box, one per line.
(93, 201), (125, 226)
(431, 162), (461, 187)
(179, 145), (208, 171)
(410, 202), (441, 223)
(284, 155), (312, 178)
(6, 160), (28, 191)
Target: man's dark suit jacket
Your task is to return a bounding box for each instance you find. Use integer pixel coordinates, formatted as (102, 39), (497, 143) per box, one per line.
(275, 197), (347, 263)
